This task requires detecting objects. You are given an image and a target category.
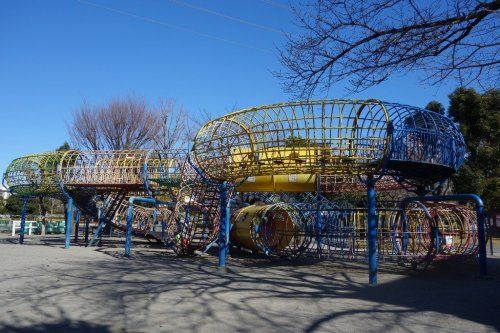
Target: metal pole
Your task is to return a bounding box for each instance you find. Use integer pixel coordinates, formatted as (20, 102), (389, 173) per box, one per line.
(367, 177), (377, 285)
(433, 224), (440, 255)
(65, 198), (73, 249)
(19, 197), (28, 245)
(488, 218), (494, 256)
(97, 208), (104, 247)
(218, 182), (229, 269)
(152, 210), (158, 232)
(124, 203), (134, 257)
(477, 204), (487, 277)
(401, 210), (409, 254)
(315, 182), (323, 254)
(84, 218), (90, 245)
(87, 219), (105, 247)
(161, 221), (166, 242)
(74, 207), (81, 243)
(122, 196), (157, 257)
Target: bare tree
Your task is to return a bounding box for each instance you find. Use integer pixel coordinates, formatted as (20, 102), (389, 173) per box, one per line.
(68, 100), (101, 150)
(101, 96), (160, 149)
(153, 98), (191, 150)
(191, 108), (215, 130)
(192, 103), (237, 127)
(68, 95), (161, 150)
(278, 0), (500, 96)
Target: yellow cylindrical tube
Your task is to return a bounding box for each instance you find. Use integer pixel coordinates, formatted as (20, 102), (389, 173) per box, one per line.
(230, 204), (296, 253)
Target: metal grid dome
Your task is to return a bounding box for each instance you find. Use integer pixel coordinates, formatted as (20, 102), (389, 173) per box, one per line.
(193, 100), (391, 180)
(386, 102), (466, 183)
(192, 100), (466, 185)
(3, 152), (65, 198)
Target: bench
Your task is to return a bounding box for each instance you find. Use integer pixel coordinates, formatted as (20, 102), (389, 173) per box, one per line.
(11, 220), (37, 236)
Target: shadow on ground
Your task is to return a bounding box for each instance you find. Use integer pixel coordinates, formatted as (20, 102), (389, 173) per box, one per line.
(0, 320), (110, 333)
(0, 235), (499, 332)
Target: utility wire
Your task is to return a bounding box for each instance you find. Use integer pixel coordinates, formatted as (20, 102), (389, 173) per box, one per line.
(77, 0), (273, 54)
(168, 0), (282, 34)
(259, 0), (291, 11)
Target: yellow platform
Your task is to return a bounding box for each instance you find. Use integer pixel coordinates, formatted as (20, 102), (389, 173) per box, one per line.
(236, 174), (317, 192)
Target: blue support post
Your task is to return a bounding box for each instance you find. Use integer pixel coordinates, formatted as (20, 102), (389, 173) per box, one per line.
(367, 177), (378, 285)
(95, 221), (105, 246)
(401, 211), (409, 254)
(477, 204), (487, 277)
(74, 207), (81, 243)
(489, 218), (494, 256)
(87, 212), (105, 248)
(124, 196), (157, 257)
(315, 185), (323, 254)
(152, 210), (158, 232)
(84, 218), (90, 245)
(218, 182), (229, 269)
(433, 225), (440, 255)
(226, 199), (231, 241)
(19, 197), (28, 245)
(124, 204), (134, 257)
(161, 221), (166, 242)
(65, 198), (73, 249)
(97, 207), (104, 246)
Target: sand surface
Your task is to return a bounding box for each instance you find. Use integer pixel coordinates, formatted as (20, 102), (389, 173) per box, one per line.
(0, 235), (499, 333)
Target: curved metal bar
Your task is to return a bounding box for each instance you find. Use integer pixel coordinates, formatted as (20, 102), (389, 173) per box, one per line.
(187, 152), (219, 186)
(193, 100), (392, 181)
(4, 152), (65, 198)
(192, 100), (466, 188)
(403, 194), (487, 276)
(56, 149), (185, 195)
(385, 102), (466, 183)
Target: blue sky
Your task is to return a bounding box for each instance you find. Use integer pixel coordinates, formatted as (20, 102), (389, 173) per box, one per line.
(0, 0), (463, 175)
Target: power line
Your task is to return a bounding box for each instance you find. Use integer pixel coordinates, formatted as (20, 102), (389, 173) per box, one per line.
(259, 0), (291, 11)
(77, 0), (273, 54)
(168, 0), (282, 34)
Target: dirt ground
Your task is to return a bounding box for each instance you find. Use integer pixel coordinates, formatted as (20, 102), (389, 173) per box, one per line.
(0, 235), (499, 333)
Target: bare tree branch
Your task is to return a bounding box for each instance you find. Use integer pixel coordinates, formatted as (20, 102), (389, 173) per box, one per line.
(67, 99), (102, 150)
(68, 95), (197, 151)
(68, 95), (161, 150)
(152, 98), (191, 150)
(277, 0), (500, 96)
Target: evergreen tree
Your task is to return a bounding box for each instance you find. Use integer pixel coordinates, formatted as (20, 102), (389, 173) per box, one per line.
(425, 101), (446, 115)
(447, 88), (499, 210)
(56, 141), (71, 151)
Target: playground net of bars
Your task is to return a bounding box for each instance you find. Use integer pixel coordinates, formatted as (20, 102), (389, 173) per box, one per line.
(192, 100), (466, 188)
(193, 100), (391, 181)
(3, 152), (66, 199)
(228, 201), (480, 264)
(57, 150), (185, 194)
(2, 99), (482, 275)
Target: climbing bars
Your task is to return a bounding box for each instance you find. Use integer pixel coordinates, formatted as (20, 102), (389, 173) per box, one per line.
(3, 152), (65, 198)
(192, 100), (466, 186)
(57, 150), (184, 194)
(193, 100), (391, 180)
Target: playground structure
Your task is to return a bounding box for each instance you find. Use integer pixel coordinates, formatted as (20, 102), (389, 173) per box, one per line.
(2, 99), (488, 284)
